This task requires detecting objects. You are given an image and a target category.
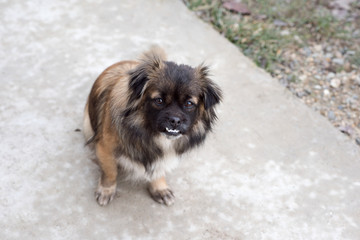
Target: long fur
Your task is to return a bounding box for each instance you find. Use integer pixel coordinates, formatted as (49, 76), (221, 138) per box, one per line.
(84, 47), (222, 203)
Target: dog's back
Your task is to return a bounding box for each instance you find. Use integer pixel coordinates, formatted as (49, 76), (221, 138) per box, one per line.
(83, 61), (138, 144)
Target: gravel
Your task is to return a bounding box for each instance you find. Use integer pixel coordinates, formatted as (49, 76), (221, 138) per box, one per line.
(273, 41), (360, 146)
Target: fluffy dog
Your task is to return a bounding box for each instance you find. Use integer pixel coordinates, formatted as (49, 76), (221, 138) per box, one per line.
(83, 47), (222, 206)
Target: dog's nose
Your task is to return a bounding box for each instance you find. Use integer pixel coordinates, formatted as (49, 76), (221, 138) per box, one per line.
(169, 116), (181, 128)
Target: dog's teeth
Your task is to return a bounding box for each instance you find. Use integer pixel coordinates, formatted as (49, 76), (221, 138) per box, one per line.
(166, 127), (179, 133)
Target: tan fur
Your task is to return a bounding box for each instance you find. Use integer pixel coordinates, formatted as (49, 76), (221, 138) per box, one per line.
(84, 61), (138, 206)
(83, 103), (94, 143)
(149, 176), (168, 191)
(148, 176), (175, 206)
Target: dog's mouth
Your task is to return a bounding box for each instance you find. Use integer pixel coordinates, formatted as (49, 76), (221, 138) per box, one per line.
(164, 127), (181, 137)
(166, 127), (179, 134)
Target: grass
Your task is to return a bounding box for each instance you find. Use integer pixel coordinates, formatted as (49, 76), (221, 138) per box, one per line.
(184, 0), (360, 145)
(349, 51), (360, 66)
(183, 0), (358, 73)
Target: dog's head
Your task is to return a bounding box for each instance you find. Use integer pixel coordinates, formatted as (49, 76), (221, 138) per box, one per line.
(128, 47), (222, 138)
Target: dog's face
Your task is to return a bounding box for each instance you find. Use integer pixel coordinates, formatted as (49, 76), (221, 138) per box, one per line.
(143, 62), (202, 137)
(128, 50), (222, 139)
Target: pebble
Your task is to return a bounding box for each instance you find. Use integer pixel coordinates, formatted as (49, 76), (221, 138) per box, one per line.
(355, 76), (360, 86)
(330, 78), (341, 88)
(293, 35), (303, 44)
(326, 72), (335, 80)
(299, 75), (307, 81)
(307, 57), (314, 62)
(274, 19), (287, 26)
(280, 30), (290, 36)
(327, 111), (336, 120)
(332, 58), (344, 65)
(323, 89), (330, 96)
(302, 47), (312, 56)
(356, 138), (360, 146)
(314, 45), (322, 51)
(271, 41), (360, 147)
(325, 53), (333, 58)
(335, 51), (343, 58)
(339, 125), (354, 136)
(353, 29), (360, 37)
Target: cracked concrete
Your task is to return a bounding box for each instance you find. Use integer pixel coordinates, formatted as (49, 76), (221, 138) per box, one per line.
(1, 0), (360, 239)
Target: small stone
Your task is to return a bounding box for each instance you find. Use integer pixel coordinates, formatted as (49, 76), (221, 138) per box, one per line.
(299, 75), (307, 81)
(339, 125), (354, 136)
(274, 19), (287, 26)
(307, 57), (314, 62)
(279, 78), (289, 87)
(304, 88), (312, 95)
(323, 89), (330, 96)
(354, 76), (360, 86)
(296, 91), (306, 98)
(289, 61), (296, 70)
(323, 60), (331, 69)
(356, 138), (360, 146)
(341, 47), (348, 55)
(302, 47), (312, 56)
(344, 62), (352, 72)
(280, 30), (290, 36)
(287, 74), (296, 83)
(335, 51), (343, 58)
(314, 45), (322, 52)
(346, 97), (355, 105)
(330, 78), (341, 88)
(332, 58), (344, 65)
(294, 35), (303, 44)
(325, 53), (333, 58)
(327, 111), (336, 120)
(353, 29), (360, 37)
(326, 72), (336, 80)
(223, 2), (251, 15)
(255, 14), (267, 20)
(290, 53), (297, 60)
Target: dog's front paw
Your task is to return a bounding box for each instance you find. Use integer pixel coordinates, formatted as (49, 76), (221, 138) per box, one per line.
(149, 188), (175, 206)
(95, 184), (116, 206)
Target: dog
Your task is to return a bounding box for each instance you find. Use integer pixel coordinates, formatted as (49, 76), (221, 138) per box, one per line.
(83, 46), (222, 206)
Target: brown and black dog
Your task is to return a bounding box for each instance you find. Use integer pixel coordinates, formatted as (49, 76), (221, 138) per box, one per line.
(83, 46), (222, 206)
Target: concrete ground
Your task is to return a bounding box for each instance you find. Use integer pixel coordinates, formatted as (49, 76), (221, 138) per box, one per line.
(1, 0), (360, 239)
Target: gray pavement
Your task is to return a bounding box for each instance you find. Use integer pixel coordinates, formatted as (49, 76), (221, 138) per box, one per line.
(1, 0), (360, 239)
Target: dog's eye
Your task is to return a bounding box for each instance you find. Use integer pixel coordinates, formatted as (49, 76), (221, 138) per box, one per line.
(184, 100), (195, 109)
(154, 98), (164, 106)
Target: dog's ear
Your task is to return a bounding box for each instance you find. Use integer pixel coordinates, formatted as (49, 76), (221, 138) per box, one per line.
(128, 65), (149, 102)
(128, 46), (167, 102)
(196, 65), (222, 110)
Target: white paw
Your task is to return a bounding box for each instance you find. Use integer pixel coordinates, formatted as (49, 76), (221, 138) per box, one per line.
(149, 188), (175, 206)
(95, 184), (116, 206)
